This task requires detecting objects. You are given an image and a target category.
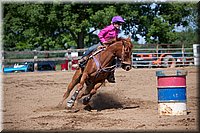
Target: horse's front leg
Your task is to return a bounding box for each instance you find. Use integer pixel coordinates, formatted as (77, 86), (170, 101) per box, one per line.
(57, 68), (81, 107)
(82, 82), (104, 105)
(67, 73), (88, 108)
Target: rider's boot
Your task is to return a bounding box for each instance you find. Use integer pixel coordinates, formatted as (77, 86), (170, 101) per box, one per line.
(78, 56), (89, 68)
(107, 71), (116, 83)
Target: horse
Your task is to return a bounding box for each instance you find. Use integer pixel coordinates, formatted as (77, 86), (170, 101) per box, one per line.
(58, 37), (133, 109)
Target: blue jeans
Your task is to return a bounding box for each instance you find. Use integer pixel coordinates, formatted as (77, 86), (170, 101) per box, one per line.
(82, 43), (102, 57)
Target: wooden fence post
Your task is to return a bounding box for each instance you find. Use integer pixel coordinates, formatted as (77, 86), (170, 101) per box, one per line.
(33, 50), (38, 71)
(0, 51), (4, 72)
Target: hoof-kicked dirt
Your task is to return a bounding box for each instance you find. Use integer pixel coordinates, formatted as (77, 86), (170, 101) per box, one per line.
(2, 67), (199, 132)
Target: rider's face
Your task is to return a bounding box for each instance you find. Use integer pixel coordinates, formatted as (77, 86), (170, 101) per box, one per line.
(113, 22), (122, 29)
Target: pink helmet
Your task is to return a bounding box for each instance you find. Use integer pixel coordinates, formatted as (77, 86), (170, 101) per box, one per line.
(111, 16), (125, 23)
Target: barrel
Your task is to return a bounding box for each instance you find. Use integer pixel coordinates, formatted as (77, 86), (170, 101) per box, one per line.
(61, 64), (67, 71)
(61, 59), (69, 71)
(156, 70), (188, 115)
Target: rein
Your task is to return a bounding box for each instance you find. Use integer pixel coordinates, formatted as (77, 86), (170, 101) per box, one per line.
(92, 51), (117, 78)
(90, 40), (127, 79)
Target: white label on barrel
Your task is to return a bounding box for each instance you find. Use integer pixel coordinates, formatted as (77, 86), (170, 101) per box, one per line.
(159, 102), (187, 115)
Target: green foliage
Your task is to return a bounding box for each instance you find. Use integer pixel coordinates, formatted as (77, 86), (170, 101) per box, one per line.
(137, 3), (197, 44)
(3, 2), (197, 51)
(173, 28), (198, 48)
(146, 17), (176, 44)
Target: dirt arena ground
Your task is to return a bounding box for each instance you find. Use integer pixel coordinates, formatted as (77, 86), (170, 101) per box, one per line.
(2, 66), (199, 132)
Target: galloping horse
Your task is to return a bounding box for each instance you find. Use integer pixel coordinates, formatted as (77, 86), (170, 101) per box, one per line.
(58, 37), (133, 108)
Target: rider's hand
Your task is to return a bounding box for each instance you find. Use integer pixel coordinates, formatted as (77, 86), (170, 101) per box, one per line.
(98, 45), (107, 49)
(102, 42), (109, 45)
(103, 38), (116, 45)
(116, 37), (122, 41)
(103, 41), (112, 45)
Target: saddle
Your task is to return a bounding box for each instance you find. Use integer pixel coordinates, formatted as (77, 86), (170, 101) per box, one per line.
(89, 47), (117, 73)
(80, 41), (117, 69)
(79, 48), (105, 68)
(89, 47), (106, 59)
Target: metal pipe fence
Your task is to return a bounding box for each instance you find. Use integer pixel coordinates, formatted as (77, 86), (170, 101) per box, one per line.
(1, 45), (196, 71)
(132, 47), (194, 68)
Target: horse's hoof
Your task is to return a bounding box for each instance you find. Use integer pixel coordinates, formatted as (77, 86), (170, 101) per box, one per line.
(67, 103), (73, 109)
(67, 99), (74, 108)
(65, 106), (72, 110)
(82, 97), (90, 105)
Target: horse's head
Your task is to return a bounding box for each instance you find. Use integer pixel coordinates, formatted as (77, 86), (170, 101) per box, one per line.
(106, 37), (133, 71)
(120, 37), (133, 71)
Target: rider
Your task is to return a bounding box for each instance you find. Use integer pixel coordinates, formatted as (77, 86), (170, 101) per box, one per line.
(78, 15), (125, 83)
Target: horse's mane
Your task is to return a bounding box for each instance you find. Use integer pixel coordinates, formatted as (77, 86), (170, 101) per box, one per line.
(108, 37), (131, 48)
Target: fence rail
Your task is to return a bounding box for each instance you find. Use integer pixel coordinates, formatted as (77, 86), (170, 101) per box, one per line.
(132, 46), (194, 68)
(1, 45), (196, 71)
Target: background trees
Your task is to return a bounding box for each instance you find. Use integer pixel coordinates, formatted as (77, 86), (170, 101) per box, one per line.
(3, 2), (198, 51)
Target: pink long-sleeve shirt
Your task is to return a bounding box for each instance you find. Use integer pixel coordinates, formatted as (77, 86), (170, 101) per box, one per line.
(98, 24), (120, 43)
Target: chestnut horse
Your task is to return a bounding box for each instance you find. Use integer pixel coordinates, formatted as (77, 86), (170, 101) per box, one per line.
(58, 37), (133, 108)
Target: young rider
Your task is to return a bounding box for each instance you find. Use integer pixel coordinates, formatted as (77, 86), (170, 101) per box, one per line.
(78, 16), (125, 83)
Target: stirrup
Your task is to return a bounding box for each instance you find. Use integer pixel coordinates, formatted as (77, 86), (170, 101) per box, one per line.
(79, 57), (88, 68)
(79, 61), (87, 68)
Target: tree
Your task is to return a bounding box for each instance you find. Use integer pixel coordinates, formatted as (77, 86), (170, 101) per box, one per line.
(3, 2), (197, 51)
(3, 3), (63, 51)
(3, 3), (117, 50)
(123, 3), (197, 45)
(174, 28), (198, 48)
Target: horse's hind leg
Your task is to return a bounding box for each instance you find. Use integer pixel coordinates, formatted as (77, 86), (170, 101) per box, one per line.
(77, 83), (93, 101)
(57, 69), (82, 107)
(82, 82), (104, 105)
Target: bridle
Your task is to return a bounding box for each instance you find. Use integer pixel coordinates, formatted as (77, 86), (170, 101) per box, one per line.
(91, 38), (132, 79)
(120, 39), (132, 65)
